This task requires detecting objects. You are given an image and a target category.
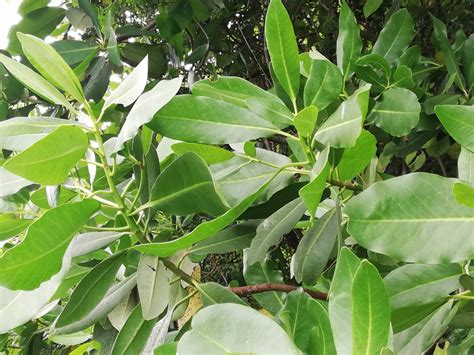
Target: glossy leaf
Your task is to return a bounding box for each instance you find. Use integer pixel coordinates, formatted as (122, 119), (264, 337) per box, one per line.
(177, 303), (299, 354)
(352, 261), (391, 355)
(293, 209), (338, 285)
(453, 182), (474, 208)
(304, 59), (343, 111)
(435, 105), (474, 151)
(337, 2), (362, 80)
(71, 232), (126, 257)
(265, 0), (300, 103)
(337, 130), (377, 181)
(369, 87), (421, 137)
(171, 142), (234, 165)
(0, 200), (99, 290)
(346, 173), (474, 263)
(4, 126), (89, 185)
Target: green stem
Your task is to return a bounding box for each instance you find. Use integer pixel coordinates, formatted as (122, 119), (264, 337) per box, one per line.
(162, 258), (197, 286)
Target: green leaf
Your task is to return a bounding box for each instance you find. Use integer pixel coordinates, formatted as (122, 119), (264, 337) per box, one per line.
(246, 97), (294, 127)
(458, 147), (474, 183)
(337, 2), (363, 81)
(0, 54), (75, 111)
(355, 53), (391, 87)
(171, 142), (234, 165)
(83, 56), (111, 102)
(391, 302), (445, 334)
(450, 302), (474, 329)
(71, 231), (126, 257)
(0, 200), (99, 290)
(111, 305), (158, 355)
(134, 169), (282, 257)
(304, 59), (343, 111)
(337, 130), (377, 181)
(384, 264), (462, 310)
(453, 182), (474, 208)
(18, 33), (85, 103)
(54, 253), (125, 329)
(188, 221), (257, 256)
(113, 77), (182, 153)
(244, 253), (286, 314)
(373, 9), (415, 65)
(7, 7), (65, 55)
(435, 105), (474, 151)
(177, 303), (299, 353)
(121, 44), (167, 79)
(0, 215), (32, 242)
(463, 34), (474, 89)
(294, 106), (318, 138)
(137, 153), (227, 216)
(393, 65), (416, 88)
(149, 95), (280, 144)
(196, 282), (246, 307)
(3, 125), (89, 185)
(293, 209), (338, 285)
(18, 0), (49, 16)
(51, 40), (99, 66)
(78, 0), (101, 36)
(352, 260), (391, 355)
(247, 198), (306, 265)
(137, 256), (170, 320)
(346, 173), (474, 263)
(431, 15), (466, 93)
(265, 0), (300, 104)
(307, 299), (337, 355)
(368, 87), (421, 137)
(0, 116), (86, 151)
(363, 0), (383, 17)
(314, 84), (371, 148)
(328, 247), (362, 355)
(0, 167), (32, 198)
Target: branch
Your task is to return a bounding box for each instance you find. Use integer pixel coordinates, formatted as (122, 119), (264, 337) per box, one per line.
(327, 178), (362, 192)
(230, 283), (328, 301)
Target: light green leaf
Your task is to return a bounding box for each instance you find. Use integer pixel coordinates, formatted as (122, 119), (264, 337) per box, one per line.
(307, 299), (337, 355)
(363, 0), (383, 17)
(149, 95), (280, 144)
(136, 152), (227, 216)
(304, 59), (343, 111)
(103, 56), (148, 112)
(71, 232), (126, 257)
(177, 303), (299, 354)
(137, 256), (171, 320)
(369, 87), (421, 137)
(18, 33), (85, 103)
(336, 1), (362, 81)
(134, 169), (283, 257)
(337, 130), (377, 181)
(453, 182), (474, 208)
(0, 167), (32, 198)
(113, 76), (183, 153)
(111, 305), (158, 355)
(373, 9), (414, 65)
(384, 264), (462, 310)
(247, 198), (306, 265)
(314, 84), (371, 148)
(293, 209), (338, 285)
(435, 105), (474, 151)
(3, 125), (89, 185)
(0, 54), (75, 111)
(294, 106), (318, 138)
(0, 200), (99, 290)
(265, 0), (300, 104)
(328, 247), (362, 355)
(352, 260), (391, 355)
(171, 142), (234, 165)
(346, 173), (474, 263)
(196, 282), (246, 307)
(0, 215), (32, 242)
(458, 147), (474, 183)
(246, 97), (294, 127)
(51, 40), (99, 66)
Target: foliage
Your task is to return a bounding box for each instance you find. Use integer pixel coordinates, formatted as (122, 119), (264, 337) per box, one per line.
(0, 0), (473, 353)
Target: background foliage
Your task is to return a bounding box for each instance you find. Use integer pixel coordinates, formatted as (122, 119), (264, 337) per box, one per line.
(0, 0), (473, 354)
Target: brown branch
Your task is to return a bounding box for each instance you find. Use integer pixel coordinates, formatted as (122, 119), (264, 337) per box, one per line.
(230, 283), (328, 301)
(327, 178), (362, 192)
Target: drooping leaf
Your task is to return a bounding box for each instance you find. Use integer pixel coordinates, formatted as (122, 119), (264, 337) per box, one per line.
(177, 303), (299, 354)
(247, 198), (306, 265)
(435, 105), (474, 151)
(328, 247), (361, 355)
(3, 125), (89, 185)
(314, 84), (371, 148)
(307, 299), (337, 355)
(293, 209), (338, 285)
(372, 9), (414, 65)
(352, 261), (391, 355)
(265, 0), (300, 104)
(368, 87), (421, 137)
(345, 173), (474, 263)
(337, 130), (377, 181)
(336, 2), (363, 81)
(0, 200), (99, 290)
(148, 95), (281, 144)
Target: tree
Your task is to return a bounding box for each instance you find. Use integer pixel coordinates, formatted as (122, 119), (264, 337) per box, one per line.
(0, 0), (473, 353)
